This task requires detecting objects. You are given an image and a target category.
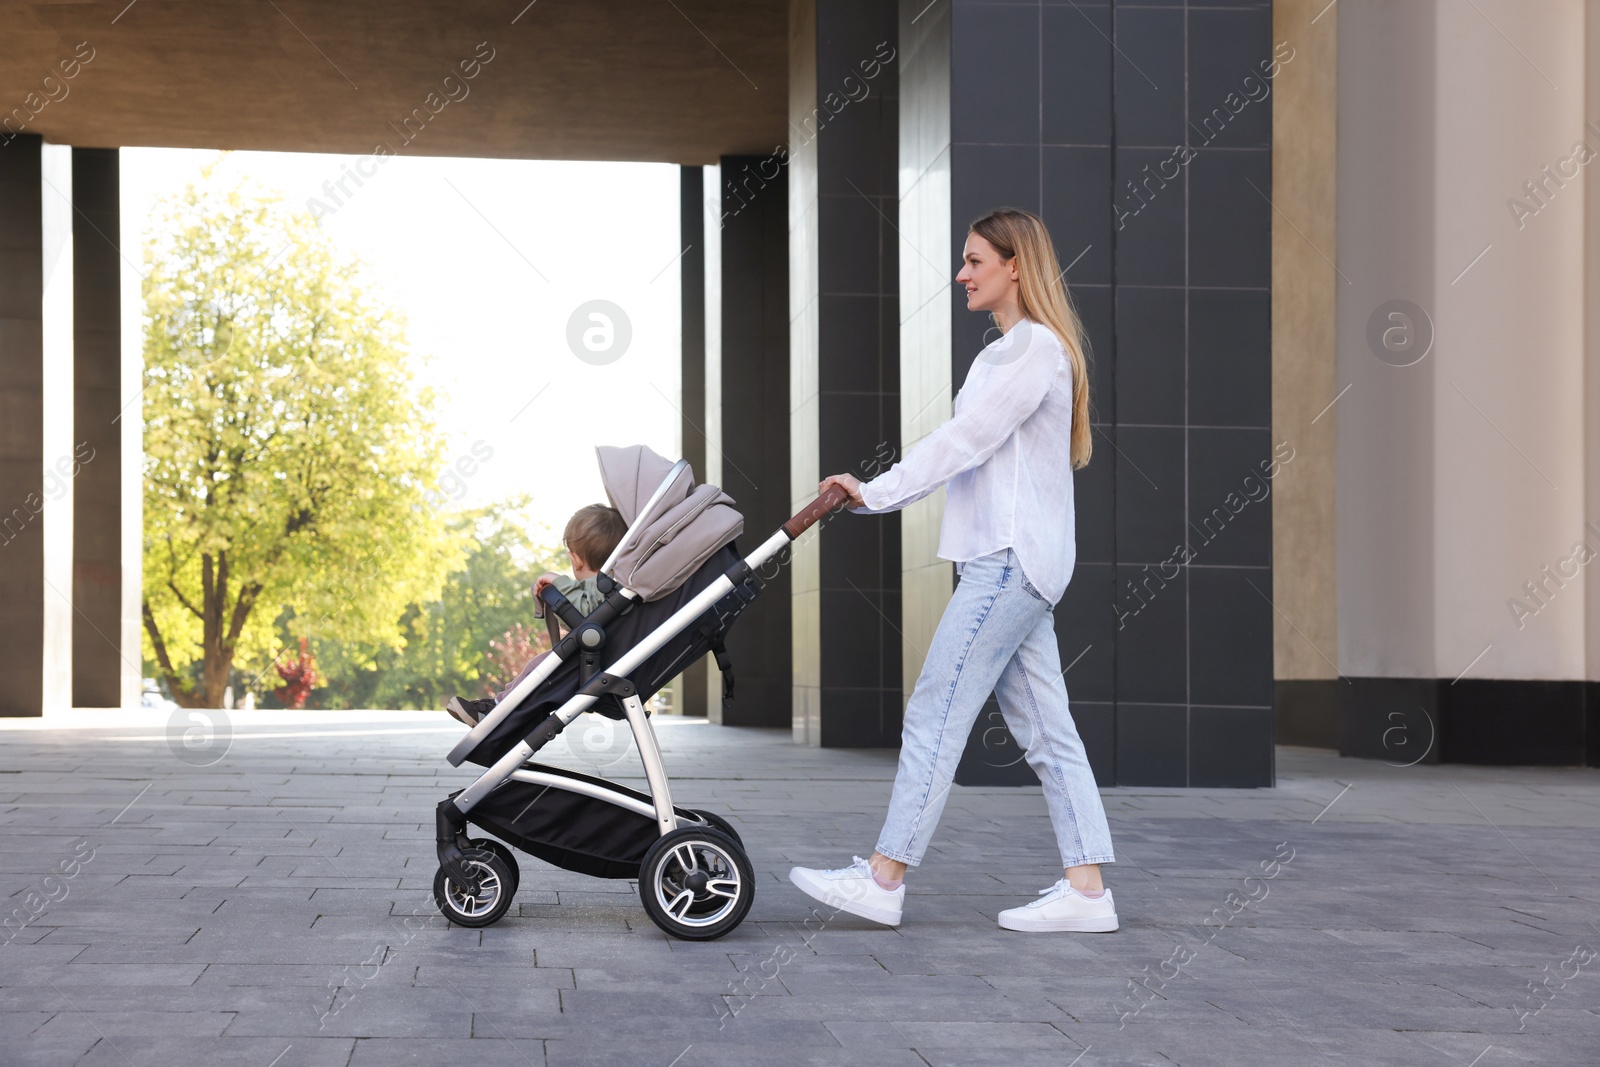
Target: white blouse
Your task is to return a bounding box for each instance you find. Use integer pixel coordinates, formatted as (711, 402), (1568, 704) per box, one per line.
(852, 319), (1078, 605)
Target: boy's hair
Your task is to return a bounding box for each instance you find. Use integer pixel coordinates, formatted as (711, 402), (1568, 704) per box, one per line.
(564, 504), (627, 570)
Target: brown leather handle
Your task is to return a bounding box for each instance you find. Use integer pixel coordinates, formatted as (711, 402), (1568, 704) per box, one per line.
(783, 484), (851, 539)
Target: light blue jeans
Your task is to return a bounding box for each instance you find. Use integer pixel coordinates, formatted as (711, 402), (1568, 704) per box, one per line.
(876, 548), (1115, 870)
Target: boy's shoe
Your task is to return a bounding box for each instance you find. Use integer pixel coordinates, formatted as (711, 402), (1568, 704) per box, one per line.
(788, 857), (904, 927)
(998, 880), (1118, 933)
(445, 696), (498, 726)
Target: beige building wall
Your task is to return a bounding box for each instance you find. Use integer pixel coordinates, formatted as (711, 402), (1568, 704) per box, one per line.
(1335, 0), (1594, 684)
(1270, 0), (1340, 688)
(1586, 0), (1600, 682)
(1334, 0), (1440, 680)
(1430, 0), (1588, 682)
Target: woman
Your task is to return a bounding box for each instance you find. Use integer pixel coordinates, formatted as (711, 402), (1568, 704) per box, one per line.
(789, 208), (1116, 933)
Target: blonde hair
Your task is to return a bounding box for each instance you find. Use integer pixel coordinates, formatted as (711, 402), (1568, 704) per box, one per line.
(969, 209), (1093, 470)
(564, 504), (627, 570)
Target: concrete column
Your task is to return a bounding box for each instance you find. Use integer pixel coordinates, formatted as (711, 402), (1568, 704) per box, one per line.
(711, 153), (790, 727)
(0, 136), (48, 716)
(1269, 0), (1341, 748)
(895, 0), (954, 726)
(72, 147), (127, 708)
(0, 135), (73, 716)
(678, 164), (708, 718)
(700, 161), (729, 719)
(1335, 0), (1594, 764)
(42, 143), (74, 713)
(789, 0), (902, 747)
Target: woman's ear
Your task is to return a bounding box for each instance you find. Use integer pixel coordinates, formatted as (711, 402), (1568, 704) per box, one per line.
(1008, 257), (1019, 280)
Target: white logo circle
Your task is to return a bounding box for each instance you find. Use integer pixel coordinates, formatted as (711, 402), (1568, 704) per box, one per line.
(566, 300), (632, 366)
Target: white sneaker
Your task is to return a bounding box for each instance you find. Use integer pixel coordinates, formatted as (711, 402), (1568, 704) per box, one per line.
(998, 880), (1118, 933)
(788, 856), (904, 927)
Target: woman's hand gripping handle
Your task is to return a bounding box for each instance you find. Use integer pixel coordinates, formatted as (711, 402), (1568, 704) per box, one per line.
(783, 482), (853, 540)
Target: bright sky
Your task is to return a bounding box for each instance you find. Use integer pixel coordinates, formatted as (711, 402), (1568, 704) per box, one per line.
(120, 148), (683, 540)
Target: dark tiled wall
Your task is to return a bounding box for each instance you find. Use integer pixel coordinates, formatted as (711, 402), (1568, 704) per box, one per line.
(949, 0), (1276, 787)
(678, 166), (709, 719)
(814, 0), (903, 746)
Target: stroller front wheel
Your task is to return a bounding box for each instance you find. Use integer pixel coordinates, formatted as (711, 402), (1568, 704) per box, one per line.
(469, 837), (520, 894)
(639, 828), (754, 941)
(433, 847), (517, 928)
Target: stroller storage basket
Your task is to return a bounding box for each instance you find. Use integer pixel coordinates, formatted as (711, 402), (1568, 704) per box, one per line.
(457, 767), (703, 881)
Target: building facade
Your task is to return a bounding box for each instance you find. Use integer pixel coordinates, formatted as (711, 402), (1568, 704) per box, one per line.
(2, 0), (1597, 784)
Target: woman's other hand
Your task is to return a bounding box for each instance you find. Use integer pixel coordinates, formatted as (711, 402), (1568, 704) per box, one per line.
(819, 473), (865, 509)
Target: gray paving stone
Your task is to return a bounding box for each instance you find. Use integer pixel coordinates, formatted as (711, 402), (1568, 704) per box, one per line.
(879, 1019), (1075, 1048)
(33, 1009), (235, 1038)
(9, 963), (206, 987)
(76, 1036), (355, 1066)
(544, 1039), (924, 1067)
(345, 1036), (547, 1066)
(2, 716), (1599, 1064)
(0, 1021), (100, 1067)
(923, 1052), (1092, 1067)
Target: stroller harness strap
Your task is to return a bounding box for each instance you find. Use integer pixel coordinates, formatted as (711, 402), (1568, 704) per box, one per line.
(711, 640), (734, 712)
(693, 610), (736, 713)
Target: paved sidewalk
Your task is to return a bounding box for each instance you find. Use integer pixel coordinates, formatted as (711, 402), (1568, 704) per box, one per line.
(1, 709), (1597, 1066)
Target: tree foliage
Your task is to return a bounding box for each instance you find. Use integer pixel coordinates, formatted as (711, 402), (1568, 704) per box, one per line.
(484, 624), (543, 699)
(141, 166), (464, 707)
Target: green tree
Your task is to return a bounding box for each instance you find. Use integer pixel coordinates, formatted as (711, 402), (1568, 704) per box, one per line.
(141, 165), (463, 708)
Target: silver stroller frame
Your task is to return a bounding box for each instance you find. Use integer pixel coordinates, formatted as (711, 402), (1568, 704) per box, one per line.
(434, 458), (846, 939)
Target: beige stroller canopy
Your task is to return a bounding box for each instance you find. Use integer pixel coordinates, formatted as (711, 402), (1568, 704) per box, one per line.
(595, 444), (744, 601)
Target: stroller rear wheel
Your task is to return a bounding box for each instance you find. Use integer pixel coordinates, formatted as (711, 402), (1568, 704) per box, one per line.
(433, 847), (517, 928)
(689, 809), (743, 848)
(638, 827), (753, 941)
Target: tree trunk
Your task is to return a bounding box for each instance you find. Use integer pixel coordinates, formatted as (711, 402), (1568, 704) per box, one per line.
(142, 600), (206, 709)
(201, 643), (234, 708)
(197, 550), (242, 708)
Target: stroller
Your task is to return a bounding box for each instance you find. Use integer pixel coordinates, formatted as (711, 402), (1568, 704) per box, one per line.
(433, 444), (844, 940)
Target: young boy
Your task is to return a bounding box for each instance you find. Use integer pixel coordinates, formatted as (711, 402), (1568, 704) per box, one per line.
(445, 503), (628, 726)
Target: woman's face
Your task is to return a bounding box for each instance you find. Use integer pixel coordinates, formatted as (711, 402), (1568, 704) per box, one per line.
(956, 232), (1018, 313)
